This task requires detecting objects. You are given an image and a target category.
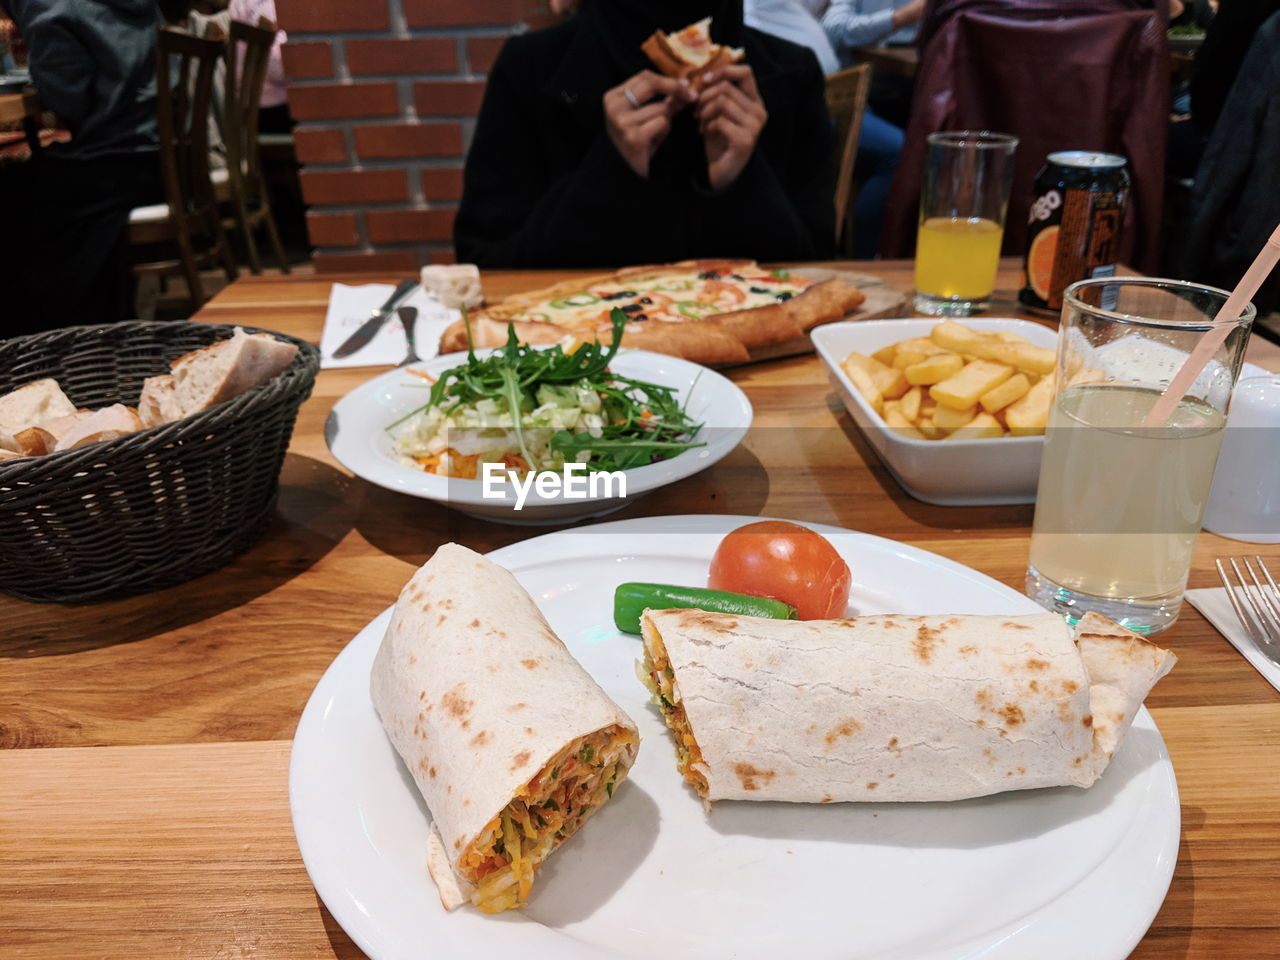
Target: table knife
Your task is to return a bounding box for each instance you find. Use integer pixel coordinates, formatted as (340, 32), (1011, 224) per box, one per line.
(331, 278), (419, 359)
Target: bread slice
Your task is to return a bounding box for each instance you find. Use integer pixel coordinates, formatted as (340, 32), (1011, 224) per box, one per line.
(12, 418), (68, 456)
(137, 374), (176, 429)
(50, 404), (143, 452)
(642, 17), (744, 87)
(138, 327), (298, 426)
(28, 410), (93, 450)
(421, 264), (483, 309)
(0, 378), (77, 451)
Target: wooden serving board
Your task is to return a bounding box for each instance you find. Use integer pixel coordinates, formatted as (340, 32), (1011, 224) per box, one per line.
(741, 268), (911, 366)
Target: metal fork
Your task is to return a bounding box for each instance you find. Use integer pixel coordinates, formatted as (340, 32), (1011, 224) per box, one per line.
(1215, 556), (1280, 663)
(397, 305), (421, 367)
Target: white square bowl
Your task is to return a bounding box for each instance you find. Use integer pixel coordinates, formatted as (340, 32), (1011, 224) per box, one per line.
(811, 317), (1058, 506)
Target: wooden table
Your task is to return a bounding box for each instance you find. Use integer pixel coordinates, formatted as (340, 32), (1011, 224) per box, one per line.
(3, 260), (1278, 959)
(852, 44), (919, 79)
(0, 87), (38, 125)
(0, 87), (42, 154)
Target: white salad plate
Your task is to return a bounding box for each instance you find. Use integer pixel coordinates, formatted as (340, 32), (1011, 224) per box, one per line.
(325, 349), (752, 524)
(290, 514), (1179, 960)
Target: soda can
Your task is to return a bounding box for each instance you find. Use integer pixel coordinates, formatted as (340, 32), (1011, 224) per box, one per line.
(1020, 151), (1129, 312)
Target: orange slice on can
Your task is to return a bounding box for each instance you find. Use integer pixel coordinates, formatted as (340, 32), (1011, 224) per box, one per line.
(1027, 224), (1060, 301)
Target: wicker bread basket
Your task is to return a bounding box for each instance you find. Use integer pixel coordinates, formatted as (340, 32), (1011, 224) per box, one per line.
(0, 321), (319, 603)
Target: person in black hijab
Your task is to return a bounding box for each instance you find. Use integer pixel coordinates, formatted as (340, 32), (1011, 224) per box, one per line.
(453, 0), (835, 268)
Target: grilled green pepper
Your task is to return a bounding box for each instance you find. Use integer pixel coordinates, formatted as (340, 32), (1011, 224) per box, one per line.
(613, 582), (798, 635)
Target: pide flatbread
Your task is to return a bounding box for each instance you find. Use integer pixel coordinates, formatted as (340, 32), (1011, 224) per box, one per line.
(439, 259), (867, 366)
(371, 544), (640, 913)
(640, 609), (1174, 804)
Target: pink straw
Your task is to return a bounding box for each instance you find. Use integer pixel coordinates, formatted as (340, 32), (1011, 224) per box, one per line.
(1142, 222), (1280, 427)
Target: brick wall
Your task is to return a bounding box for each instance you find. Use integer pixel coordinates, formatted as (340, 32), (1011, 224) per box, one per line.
(276, 0), (558, 273)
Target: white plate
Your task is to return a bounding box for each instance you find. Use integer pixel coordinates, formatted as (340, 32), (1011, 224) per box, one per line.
(325, 350), (752, 524)
(813, 318), (1060, 506)
(290, 515), (1179, 960)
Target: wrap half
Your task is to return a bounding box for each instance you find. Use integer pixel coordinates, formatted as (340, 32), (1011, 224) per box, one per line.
(640, 608), (1174, 803)
(372, 543), (639, 913)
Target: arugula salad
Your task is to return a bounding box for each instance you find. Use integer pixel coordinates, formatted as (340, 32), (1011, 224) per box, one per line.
(388, 310), (704, 478)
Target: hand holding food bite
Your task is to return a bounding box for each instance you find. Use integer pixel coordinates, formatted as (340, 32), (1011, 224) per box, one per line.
(603, 70), (696, 180)
(696, 64), (768, 192)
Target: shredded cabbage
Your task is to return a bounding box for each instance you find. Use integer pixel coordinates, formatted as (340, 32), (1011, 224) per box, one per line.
(390, 393), (604, 475)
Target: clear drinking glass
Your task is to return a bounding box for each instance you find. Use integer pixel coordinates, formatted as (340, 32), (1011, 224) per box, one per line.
(1026, 277), (1256, 634)
(913, 131), (1019, 316)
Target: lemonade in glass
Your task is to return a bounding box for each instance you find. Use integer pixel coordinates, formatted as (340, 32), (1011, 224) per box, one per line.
(1026, 277), (1255, 634)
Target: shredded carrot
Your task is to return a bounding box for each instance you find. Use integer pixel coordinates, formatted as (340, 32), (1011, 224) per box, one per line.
(500, 454), (531, 473)
(412, 448), (480, 479)
(447, 451), (480, 479)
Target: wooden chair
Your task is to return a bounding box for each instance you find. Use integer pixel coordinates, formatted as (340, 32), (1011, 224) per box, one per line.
(217, 18), (290, 274)
(129, 27), (237, 308)
(824, 64), (872, 257)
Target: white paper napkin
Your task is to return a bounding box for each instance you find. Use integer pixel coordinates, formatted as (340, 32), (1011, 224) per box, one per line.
(320, 282), (460, 369)
(1185, 587), (1280, 693)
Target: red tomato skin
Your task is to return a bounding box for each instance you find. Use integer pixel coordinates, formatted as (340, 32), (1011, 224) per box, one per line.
(707, 520), (851, 620)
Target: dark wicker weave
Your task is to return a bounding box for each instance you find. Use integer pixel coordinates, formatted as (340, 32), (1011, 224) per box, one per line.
(0, 321), (319, 603)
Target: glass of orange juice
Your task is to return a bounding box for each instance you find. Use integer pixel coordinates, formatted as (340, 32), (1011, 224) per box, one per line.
(913, 131), (1019, 316)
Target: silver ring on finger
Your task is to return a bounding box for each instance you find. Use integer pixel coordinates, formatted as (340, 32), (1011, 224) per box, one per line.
(623, 86), (641, 109)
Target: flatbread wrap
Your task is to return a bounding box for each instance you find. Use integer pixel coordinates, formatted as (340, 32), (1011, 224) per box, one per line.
(371, 543), (640, 913)
(639, 608), (1174, 803)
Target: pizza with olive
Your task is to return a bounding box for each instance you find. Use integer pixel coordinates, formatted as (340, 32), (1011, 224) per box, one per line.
(438, 259), (868, 365)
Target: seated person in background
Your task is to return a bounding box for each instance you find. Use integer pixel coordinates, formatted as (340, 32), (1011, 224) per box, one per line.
(822, 0), (923, 130)
(0, 0), (164, 335)
(172, 0), (290, 132)
(1166, 0), (1217, 180)
(229, 0), (292, 133)
(744, 0), (840, 74)
(823, 0), (925, 57)
(820, 0), (925, 257)
(1191, 0), (1278, 139)
(163, 0), (230, 172)
(453, 0), (835, 268)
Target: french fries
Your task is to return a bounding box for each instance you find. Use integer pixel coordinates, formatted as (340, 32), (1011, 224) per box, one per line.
(1005, 375), (1056, 436)
(931, 320), (1056, 376)
(841, 357), (884, 413)
(903, 352), (964, 386)
(842, 321), (1075, 440)
(930, 359), (1013, 410)
(979, 372), (1030, 414)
